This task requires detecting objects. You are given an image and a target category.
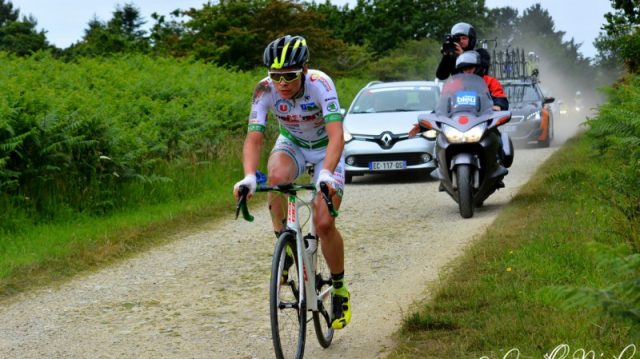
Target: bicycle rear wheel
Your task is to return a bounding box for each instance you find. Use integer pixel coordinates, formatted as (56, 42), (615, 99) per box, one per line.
(313, 238), (334, 348)
(270, 231), (306, 359)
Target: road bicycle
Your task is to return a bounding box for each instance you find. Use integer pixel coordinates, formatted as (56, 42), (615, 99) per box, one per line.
(236, 170), (338, 359)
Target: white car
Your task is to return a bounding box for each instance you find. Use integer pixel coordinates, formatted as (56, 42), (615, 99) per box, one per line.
(343, 81), (440, 183)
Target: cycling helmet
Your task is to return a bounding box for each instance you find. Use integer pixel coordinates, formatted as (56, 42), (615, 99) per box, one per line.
(263, 35), (309, 70)
(451, 22), (477, 50)
(455, 50), (481, 70)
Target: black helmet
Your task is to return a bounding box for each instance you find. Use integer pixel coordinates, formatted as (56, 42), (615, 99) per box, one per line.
(475, 48), (491, 76)
(263, 35), (309, 70)
(455, 50), (481, 70)
(451, 22), (476, 50)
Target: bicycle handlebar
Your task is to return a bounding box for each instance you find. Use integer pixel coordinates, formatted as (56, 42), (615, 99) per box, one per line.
(235, 182), (339, 222)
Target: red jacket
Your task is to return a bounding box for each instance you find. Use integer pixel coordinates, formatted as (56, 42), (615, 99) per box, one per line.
(483, 75), (506, 98)
(483, 75), (509, 110)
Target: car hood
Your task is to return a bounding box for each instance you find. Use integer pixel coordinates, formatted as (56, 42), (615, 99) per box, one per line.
(344, 111), (422, 135)
(510, 102), (542, 115)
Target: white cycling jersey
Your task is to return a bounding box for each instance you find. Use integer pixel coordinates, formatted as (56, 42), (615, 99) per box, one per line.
(248, 69), (343, 149)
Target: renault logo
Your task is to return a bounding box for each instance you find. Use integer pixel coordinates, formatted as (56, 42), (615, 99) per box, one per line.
(380, 132), (393, 148)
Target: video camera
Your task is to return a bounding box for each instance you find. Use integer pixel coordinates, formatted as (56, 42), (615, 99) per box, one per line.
(442, 34), (461, 56)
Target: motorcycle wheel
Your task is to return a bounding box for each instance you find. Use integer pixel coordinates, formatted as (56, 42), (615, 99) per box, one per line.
(456, 164), (474, 218)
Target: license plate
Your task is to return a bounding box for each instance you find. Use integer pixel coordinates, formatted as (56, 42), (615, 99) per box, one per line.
(369, 160), (406, 170)
(502, 125), (516, 133)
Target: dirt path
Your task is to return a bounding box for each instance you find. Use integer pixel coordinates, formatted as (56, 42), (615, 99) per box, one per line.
(0, 116), (584, 359)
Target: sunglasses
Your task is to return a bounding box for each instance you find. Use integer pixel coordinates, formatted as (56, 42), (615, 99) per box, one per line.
(268, 70), (303, 83)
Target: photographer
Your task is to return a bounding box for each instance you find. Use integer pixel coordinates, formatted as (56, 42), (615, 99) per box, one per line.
(435, 22), (477, 80)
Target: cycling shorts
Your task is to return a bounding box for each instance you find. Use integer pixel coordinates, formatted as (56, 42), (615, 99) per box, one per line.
(271, 135), (345, 196)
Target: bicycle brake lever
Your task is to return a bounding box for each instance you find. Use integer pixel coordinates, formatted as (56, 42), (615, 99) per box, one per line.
(235, 186), (254, 222)
(319, 182), (339, 218)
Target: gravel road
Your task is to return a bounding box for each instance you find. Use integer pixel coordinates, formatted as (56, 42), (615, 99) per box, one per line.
(0, 116), (584, 359)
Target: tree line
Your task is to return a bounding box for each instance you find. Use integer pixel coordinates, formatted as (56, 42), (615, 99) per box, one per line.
(0, 0), (623, 84)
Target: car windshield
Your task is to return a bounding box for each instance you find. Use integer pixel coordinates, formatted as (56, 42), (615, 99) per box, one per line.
(503, 84), (540, 104)
(350, 86), (438, 113)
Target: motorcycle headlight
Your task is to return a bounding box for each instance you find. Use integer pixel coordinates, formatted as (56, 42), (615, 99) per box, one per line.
(343, 129), (353, 142)
(526, 111), (541, 121)
(421, 129), (437, 140)
(443, 123), (486, 144)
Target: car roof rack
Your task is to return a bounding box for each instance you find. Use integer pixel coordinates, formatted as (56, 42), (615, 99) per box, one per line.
(483, 45), (539, 83)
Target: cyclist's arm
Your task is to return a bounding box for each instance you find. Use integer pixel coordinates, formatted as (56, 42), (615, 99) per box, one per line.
(242, 131), (264, 176)
(322, 121), (344, 174)
(242, 79), (271, 176)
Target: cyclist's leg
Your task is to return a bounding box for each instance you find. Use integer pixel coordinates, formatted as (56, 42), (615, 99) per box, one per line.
(310, 156), (351, 329)
(311, 155), (345, 273)
(267, 136), (305, 233)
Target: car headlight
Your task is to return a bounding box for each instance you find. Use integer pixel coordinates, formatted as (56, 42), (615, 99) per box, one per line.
(443, 123), (486, 144)
(343, 129), (353, 142)
(526, 111), (541, 121)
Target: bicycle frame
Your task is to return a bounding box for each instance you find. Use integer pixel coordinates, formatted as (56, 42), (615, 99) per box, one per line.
(282, 189), (332, 313)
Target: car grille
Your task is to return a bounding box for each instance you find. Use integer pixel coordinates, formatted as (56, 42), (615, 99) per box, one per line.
(351, 153), (426, 167)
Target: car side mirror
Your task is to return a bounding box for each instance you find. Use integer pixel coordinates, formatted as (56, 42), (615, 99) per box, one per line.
(544, 97), (555, 104)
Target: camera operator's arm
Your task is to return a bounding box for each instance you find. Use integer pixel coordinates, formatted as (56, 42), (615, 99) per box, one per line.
(436, 40), (465, 80)
(436, 54), (455, 80)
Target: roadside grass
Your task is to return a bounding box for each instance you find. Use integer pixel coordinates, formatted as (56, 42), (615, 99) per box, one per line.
(0, 135), (247, 298)
(388, 135), (636, 358)
(1, 177), (234, 299)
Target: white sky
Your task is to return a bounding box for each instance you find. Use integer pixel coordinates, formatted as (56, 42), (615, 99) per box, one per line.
(484, 0), (613, 59)
(12, 0), (612, 59)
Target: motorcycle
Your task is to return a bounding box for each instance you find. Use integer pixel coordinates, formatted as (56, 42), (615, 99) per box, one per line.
(418, 74), (514, 218)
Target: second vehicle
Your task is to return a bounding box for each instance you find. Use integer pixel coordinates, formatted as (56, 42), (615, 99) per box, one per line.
(500, 78), (555, 147)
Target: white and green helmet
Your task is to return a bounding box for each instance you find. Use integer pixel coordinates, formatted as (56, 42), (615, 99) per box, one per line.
(263, 35), (309, 69)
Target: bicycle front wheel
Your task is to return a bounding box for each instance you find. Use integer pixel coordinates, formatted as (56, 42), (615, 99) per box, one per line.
(270, 231), (306, 359)
(313, 238), (334, 348)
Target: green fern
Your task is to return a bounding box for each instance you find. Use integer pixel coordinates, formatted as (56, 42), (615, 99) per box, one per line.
(545, 254), (640, 337)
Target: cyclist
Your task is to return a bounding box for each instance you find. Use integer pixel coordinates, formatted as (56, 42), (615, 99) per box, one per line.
(435, 22), (477, 80)
(232, 35), (351, 330)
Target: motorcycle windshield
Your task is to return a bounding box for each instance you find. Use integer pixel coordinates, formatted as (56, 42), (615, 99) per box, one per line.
(437, 74), (494, 117)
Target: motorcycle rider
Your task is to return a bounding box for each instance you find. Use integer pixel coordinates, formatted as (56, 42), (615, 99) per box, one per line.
(456, 50), (513, 168)
(232, 35), (351, 330)
(436, 22), (477, 80)
(463, 49), (509, 111)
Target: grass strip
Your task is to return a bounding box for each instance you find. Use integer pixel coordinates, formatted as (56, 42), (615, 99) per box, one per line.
(388, 135), (636, 358)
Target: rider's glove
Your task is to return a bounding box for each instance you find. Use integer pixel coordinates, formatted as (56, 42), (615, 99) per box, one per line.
(234, 174), (257, 196)
(315, 169), (335, 192)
